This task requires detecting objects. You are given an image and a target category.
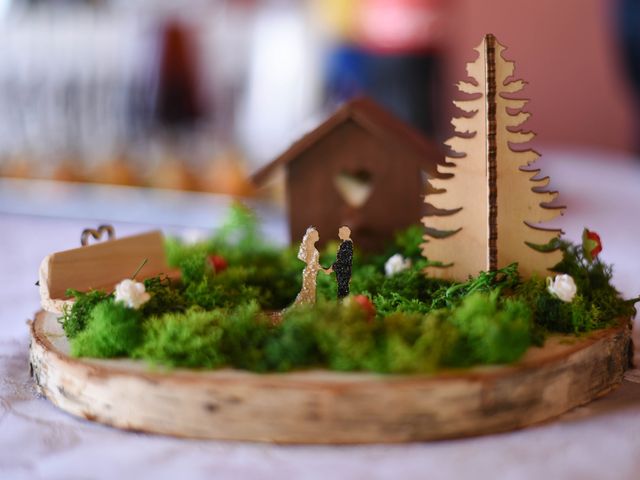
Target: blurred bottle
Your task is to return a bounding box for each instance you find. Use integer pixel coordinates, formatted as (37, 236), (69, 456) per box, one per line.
(152, 18), (207, 132)
(146, 17), (208, 191)
(319, 0), (445, 138)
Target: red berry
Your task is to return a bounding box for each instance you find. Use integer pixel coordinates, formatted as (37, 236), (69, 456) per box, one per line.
(582, 228), (603, 262)
(208, 254), (228, 273)
(351, 295), (376, 321)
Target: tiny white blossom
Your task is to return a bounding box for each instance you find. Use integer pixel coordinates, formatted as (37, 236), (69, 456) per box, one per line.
(114, 279), (151, 309)
(547, 274), (577, 303)
(384, 253), (411, 277)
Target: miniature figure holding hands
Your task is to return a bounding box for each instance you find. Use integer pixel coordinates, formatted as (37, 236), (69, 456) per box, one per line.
(326, 226), (353, 299)
(293, 227), (330, 306)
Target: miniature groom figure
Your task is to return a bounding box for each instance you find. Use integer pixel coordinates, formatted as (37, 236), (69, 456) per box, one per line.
(327, 226), (353, 299)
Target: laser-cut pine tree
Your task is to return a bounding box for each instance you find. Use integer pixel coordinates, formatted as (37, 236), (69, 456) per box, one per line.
(422, 34), (564, 281)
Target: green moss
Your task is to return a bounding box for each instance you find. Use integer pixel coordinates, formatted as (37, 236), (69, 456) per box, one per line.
(379, 313), (459, 373)
(347, 264), (384, 296)
(141, 275), (187, 316)
(429, 263), (520, 310)
(136, 309), (226, 369)
(236, 249), (301, 309)
(445, 293), (532, 365)
(391, 224), (425, 260)
(62, 209), (636, 374)
(60, 289), (111, 338)
(312, 301), (381, 371)
(176, 252), (258, 310)
(70, 301), (143, 358)
(264, 307), (323, 371)
(514, 242), (636, 334)
(165, 236), (209, 268)
(218, 301), (273, 372)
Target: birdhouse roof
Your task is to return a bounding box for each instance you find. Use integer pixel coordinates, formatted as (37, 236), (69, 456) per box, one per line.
(251, 97), (443, 185)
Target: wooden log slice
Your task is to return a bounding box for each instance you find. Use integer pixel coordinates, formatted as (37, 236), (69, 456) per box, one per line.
(29, 310), (631, 444)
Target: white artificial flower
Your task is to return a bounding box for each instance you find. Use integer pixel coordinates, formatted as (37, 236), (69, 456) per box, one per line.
(384, 253), (412, 277)
(114, 279), (151, 309)
(547, 274), (577, 303)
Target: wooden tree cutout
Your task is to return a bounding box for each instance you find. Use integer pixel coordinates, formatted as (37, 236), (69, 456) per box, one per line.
(422, 34), (564, 281)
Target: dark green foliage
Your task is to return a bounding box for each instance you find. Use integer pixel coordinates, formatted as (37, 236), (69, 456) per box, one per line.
(70, 301), (143, 358)
(165, 236), (209, 269)
(371, 261), (446, 315)
(429, 263), (520, 310)
(136, 309), (226, 369)
(312, 301), (381, 371)
(264, 307), (323, 371)
(177, 251), (217, 309)
(391, 224), (425, 260)
(217, 301), (273, 371)
(444, 293), (532, 365)
(554, 241), (637, 323)
(176, 251), (258, 310)
(515, 277), (577, 333)
(62, 209), (636, 374)
(170, 204), (303, 310)
(141, 275), (187, 317)
(514, 242), (637, 334)
(347, 264), (385, 297)
(376, 313), (454, 373)
(237, 248), (301, 310)
(60, 289), (111, 338)
(372, 293), (532, 372)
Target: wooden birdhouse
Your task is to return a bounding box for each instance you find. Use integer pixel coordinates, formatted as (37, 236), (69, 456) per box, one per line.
(252, 98), (442, 252)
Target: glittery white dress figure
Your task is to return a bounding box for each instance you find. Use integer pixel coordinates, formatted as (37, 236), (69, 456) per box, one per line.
(293, 227), (325, 306)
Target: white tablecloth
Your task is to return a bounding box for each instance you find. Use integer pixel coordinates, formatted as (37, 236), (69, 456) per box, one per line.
(1, 148), (640, 480)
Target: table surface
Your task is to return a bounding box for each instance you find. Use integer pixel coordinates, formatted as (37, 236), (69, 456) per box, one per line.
(1, 148), (640, 480)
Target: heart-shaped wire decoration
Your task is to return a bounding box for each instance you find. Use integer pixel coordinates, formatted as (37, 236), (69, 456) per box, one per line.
(81, 225), (116, 247)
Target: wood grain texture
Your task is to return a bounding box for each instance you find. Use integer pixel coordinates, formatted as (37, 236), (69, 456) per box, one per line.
(422, 34), (564, 281)
(39, 231), (179, 314)
(29, 311), (631, 444)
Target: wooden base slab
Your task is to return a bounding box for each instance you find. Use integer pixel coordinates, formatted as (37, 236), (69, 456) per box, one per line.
(29, 310), (631, 444)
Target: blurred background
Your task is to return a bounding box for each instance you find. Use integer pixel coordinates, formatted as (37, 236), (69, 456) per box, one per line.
(0, 0), (638, 197)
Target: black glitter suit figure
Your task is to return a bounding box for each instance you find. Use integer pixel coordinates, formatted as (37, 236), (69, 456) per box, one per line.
(329, 226), (353, 299)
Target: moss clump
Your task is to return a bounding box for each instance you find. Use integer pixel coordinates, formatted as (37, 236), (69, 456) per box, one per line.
(70, 301), (143, 358)
(514, 241), (637, 334)
(264, 307), (322, 372)
(165, 236), (209, 270)
(60, 289), (111, 338)
(169, 204), (303, 311)
(141, 275), (187, 317)
(63, 287), (533, 373)
(312, 301), (381, 371)
(60, 206), (636, 374)
(136, 309), (226, 369)
(217, 301), (274, 372)
(392, 224), (425, 259)
(178, 252), (261, 310)
(444, 293), (532, 366)
(553, 241), (637, 327)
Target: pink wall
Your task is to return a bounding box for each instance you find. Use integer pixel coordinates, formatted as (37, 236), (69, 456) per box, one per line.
(442, 0), (637, 152)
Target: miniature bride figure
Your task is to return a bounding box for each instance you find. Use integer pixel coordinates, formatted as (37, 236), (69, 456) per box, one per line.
(293, 227), (329, 306)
